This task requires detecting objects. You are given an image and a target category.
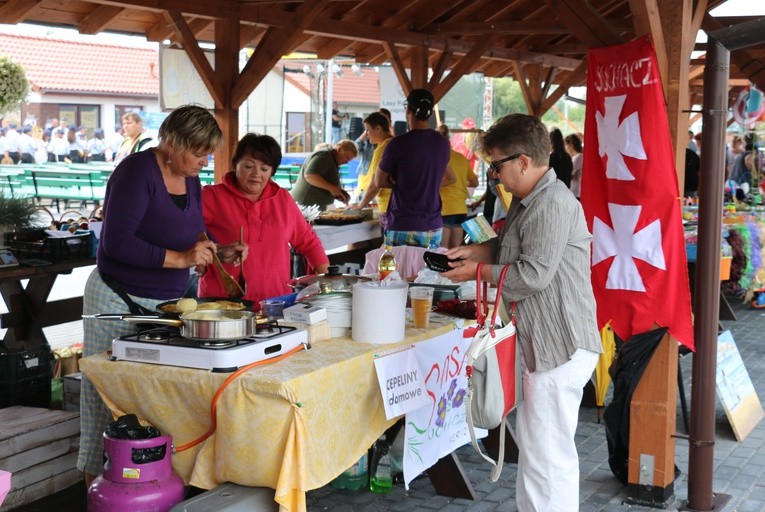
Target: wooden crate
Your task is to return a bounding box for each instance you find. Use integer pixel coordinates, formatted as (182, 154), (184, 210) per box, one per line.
(0, 407), (81, 511)
(63, 372), (82, 413)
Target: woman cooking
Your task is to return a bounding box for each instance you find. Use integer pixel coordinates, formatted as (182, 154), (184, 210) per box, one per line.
(200, 133), (329, 303)
(78, 105), (245, 488)
(441, 114), (601, 511)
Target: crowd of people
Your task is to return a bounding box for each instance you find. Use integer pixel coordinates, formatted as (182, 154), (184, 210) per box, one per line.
(0, 111), (153, 166)
(686, 128), (763, 200)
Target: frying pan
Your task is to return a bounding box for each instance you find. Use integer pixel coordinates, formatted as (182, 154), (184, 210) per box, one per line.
(87, 310), (258, 342)
(154, 297), (255, 318)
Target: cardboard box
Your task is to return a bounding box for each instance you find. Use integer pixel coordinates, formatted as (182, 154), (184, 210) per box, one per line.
(283, 303), (327, 325)
(280, 320), (330, 344)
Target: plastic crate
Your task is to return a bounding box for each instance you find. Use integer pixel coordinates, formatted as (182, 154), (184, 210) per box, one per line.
(0, 343), (52, 409)
(3, 230), (92, 263)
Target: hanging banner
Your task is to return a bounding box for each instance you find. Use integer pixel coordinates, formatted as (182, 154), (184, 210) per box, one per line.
(581, 37), (694, 350)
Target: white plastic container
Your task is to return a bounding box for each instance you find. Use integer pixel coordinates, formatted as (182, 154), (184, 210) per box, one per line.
(351, 281), (408, 344)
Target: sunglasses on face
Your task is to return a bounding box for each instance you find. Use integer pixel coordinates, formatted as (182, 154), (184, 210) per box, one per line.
(489, 153), (524, 173)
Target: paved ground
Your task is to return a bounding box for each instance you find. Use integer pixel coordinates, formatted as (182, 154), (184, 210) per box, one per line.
(4, 274), (764, 511)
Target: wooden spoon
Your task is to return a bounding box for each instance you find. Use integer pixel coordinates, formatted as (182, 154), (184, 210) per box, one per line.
(198, 232), (245, 298)
(237, 226), (246, 293)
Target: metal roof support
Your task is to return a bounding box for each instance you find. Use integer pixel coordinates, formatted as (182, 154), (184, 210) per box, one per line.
(685, 16), (765, 509)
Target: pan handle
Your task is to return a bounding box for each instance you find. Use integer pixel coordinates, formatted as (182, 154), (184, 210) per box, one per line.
(121, 317), (183, 327)
(83, 314), (182, 328)
(82, 314), (152, 320)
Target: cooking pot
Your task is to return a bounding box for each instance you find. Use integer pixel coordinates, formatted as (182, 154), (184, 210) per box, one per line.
(288, 265), (370, 294)
(88, 310), (258, 342)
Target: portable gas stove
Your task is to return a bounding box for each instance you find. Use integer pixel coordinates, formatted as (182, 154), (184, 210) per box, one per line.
(110, 323), (308, 372)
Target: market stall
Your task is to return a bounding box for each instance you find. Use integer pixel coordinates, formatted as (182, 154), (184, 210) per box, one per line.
(79, 321), (475, 512)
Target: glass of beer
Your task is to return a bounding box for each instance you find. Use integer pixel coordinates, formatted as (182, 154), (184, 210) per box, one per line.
(409, 286), (434, 328)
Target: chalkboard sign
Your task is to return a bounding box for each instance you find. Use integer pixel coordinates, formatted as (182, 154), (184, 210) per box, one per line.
(716, 330), (764, 441)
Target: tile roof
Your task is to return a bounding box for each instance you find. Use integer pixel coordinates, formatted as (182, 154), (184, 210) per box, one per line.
(283, 62), (380, 106)
(0, 32), (158, 96)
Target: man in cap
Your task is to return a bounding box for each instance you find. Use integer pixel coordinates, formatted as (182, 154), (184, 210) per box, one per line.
(4, 123), (20, 164)
(374, 88), (454, 247)
(87, 129), (107, 161)
(18, 125), (36, 163)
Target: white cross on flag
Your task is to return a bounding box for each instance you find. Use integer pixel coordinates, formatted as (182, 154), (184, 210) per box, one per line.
(581, 37), (694, 350)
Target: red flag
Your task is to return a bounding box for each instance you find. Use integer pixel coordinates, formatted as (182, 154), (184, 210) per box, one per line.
(581, 37), (694, 350)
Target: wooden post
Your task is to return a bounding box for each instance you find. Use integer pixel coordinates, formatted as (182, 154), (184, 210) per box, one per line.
(626, 330), (678, 505)
(213, 18), (239, 182)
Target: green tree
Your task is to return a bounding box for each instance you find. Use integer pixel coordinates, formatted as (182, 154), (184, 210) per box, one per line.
(492, 78), (527, 120)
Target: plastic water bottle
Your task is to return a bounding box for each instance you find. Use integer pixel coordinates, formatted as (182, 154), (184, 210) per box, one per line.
(378, 245), (397, 280)
(330, 453), (368, 491)
(369, 437), (393, 493)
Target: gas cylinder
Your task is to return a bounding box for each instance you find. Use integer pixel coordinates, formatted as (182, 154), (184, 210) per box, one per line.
(87, 433), (185, 512)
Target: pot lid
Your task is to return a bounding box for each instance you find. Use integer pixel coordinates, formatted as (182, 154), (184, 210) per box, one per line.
(288, 265), (369, 293)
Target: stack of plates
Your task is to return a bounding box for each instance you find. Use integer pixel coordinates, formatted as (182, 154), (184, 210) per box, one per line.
(308, 293), (352, 337)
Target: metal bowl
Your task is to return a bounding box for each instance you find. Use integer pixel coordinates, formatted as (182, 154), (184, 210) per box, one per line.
(288, 265), (370, 294)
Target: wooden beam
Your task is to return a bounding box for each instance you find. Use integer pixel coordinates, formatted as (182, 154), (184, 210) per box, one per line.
(431, 37), (495, 103)
(238, 24), (262, 50)
(542, 0), (624, 47)
(383, 42), (414, 94)
(691, 0), (709, 35)
(232, 0), (329, 107)
(427, 19), (633, 35)
(0, 0), (41, 24)
(410, 46), (429, 89)
(629, 0), (668, 97)
(78, 5), (124, 34)
(513, 62), (537, 116)
(429, 51), (453, 89)
(540, 66), (557, 103)
(658, 0), (694, 183)
(147, 16), (212, 44)
(540, 58), (588, 114)
(82, 0), (584, 71)
(628, 332), (678, 495)
(163, 10), (223, 106)
(532, 43), (588, 55)
(213, 17), (240, 182)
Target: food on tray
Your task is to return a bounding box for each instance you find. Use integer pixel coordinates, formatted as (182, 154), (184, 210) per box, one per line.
(159, 299), (246, 313)
(318, 212), (363, 220)
(175, 298), (198, 313)
(197, 300), (246, 311)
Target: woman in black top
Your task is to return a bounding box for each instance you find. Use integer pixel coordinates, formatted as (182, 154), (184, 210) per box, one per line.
(549, 128), (573, 188)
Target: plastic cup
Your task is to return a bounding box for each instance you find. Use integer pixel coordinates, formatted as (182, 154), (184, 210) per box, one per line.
(259, 299), (285, 323)
(408, 287), (434, 328)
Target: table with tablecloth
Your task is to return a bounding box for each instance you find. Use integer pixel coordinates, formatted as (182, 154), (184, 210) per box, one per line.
(79, 323), (456, 512)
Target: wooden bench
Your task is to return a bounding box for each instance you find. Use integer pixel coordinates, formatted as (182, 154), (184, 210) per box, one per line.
(0, 166), (27, 198)
(27, 169), (104, 211)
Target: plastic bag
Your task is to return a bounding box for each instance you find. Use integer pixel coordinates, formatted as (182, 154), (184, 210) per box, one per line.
(105, 414), (161, 440)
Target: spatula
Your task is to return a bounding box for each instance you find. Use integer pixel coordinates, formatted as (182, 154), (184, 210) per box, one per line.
(198, 232), (245, 298)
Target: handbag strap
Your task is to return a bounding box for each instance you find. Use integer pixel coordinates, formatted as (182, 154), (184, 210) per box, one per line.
(475, 262), (514, 329)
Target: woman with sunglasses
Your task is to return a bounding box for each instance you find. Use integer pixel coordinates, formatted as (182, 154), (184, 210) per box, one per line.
(441, 114), (602, 512)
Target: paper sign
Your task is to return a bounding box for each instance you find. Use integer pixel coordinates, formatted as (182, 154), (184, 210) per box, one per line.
(374, 347), (429, 419)
(403, 329), (486, 488)
(716, 330), (764, 441)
